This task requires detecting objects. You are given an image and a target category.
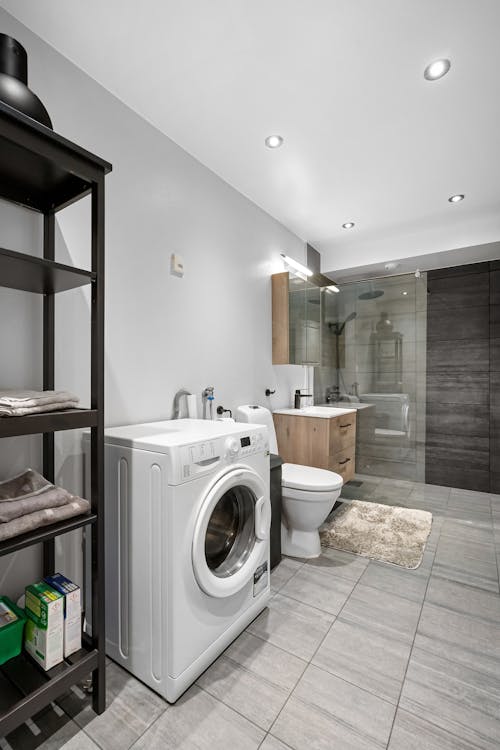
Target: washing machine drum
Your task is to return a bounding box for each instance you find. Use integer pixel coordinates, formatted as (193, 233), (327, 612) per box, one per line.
(192, 467), (270, 598)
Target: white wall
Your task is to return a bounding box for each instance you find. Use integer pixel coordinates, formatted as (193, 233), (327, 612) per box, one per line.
(0, 9), (305, 598)
(0, 201), (44, 600)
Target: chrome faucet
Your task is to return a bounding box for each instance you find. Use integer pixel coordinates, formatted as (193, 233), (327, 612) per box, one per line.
(325, 385), (340, 404)
(172, 388), (192, 419)
(202, 386), (215, 419)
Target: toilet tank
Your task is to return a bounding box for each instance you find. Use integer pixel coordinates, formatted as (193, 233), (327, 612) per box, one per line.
(235, 405), (279, 454)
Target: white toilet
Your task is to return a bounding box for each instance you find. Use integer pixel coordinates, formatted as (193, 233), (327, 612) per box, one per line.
(236, 405), (344, 558)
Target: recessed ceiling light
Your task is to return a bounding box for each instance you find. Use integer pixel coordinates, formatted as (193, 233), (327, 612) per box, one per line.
(401, 291), (408, 296)
(342, 222), (355, 229)
(424, 58), (451, 81)
(448, 194), (465, 203)
(265, 134), (283, 149)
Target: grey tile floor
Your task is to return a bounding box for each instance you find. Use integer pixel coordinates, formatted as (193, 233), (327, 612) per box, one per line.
(4, 476), (500, 750)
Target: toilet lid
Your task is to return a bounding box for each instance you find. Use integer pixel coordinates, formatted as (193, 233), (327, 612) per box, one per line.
(282, 463), (343, 492)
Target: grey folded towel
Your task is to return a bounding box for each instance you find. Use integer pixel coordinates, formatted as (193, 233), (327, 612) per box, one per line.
(0, 468), (52, 501)
(0, 400), (79, 417)
(0, 497), (91, 542)
(0, 389), (79, 417)
(0, 389), (79, 407)
(0, 486), (72, 522)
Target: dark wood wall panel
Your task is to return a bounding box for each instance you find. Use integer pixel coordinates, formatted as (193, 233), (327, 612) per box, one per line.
(426, 262), (493, 492)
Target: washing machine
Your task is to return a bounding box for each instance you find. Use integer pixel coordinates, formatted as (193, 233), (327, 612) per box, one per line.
(101, 418), (271, 703)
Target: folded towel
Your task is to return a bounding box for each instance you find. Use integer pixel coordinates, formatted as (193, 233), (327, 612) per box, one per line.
(0, 468), (52, 501)
(0, 497), (91, 542)
(0, 390), (80, 417)
(0, 486), (73, 522)
(0, 400), (79, 417)
(0, 390), (79, 408)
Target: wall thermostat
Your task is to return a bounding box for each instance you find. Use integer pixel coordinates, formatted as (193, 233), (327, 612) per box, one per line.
(170, 253), (184, 277)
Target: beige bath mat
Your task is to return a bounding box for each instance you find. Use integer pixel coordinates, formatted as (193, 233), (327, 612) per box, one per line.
(320, 500), (432, 569)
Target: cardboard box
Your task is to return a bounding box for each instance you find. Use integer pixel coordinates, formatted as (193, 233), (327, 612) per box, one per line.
(24, 582), (64, 670)
(44, 573), (81, 657)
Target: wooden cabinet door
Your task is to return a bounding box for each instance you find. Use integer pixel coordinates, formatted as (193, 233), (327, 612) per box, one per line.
(273, 414), (329, 469)
(329, 413), (357, 454)
(272, 272), (290, 364)
(329, 448), (356, 482)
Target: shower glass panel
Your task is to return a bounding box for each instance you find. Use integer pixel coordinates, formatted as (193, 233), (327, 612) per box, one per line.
(316, 273), (427, 481)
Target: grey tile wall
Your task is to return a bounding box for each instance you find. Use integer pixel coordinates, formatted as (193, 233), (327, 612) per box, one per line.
(426, 261), (499, 492)
(491, 264), (500, 492)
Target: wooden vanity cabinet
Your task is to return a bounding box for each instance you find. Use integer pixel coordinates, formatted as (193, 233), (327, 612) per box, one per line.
(273, 412), (357, 482)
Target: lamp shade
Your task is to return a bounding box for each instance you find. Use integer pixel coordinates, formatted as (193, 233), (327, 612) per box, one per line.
(0, 34), (52, 128)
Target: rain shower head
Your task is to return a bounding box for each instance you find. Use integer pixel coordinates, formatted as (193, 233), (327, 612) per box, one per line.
(358, 287), (384, 300)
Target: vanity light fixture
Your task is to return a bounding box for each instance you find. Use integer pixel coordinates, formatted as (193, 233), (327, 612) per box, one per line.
(265, 134), (284, 149)
(448, 194), (465, 203)
(324, 284), (340, 294)
(424, 58), (451, 81)
(342, 222), (355, 229)
(280, 253), (313, 277)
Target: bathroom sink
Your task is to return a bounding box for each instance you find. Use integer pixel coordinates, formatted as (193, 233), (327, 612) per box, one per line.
(316, 401), (375, 411)
(273, 406), (356, 418)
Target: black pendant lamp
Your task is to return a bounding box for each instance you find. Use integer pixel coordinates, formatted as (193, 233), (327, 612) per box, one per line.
(0, 33), (52, 128)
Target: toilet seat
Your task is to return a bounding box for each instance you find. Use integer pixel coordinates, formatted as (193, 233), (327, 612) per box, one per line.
(282, 485), (338, 503)
(282, 463), (343, 493)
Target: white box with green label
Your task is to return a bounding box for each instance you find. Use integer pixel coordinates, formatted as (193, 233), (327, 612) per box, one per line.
(44, 573), (81, 657)
(24, 582), (64, 670)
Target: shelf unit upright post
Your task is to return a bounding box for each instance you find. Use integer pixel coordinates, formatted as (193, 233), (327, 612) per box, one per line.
(90, 177), (106, 714)
(0, 99), (111, 737)
(42, 212), (56, 575)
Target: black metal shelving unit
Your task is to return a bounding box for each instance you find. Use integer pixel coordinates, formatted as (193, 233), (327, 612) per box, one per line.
(0, 99), (111, 738)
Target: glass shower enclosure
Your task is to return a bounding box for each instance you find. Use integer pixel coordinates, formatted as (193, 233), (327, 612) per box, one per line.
(315, 273), (427, 482)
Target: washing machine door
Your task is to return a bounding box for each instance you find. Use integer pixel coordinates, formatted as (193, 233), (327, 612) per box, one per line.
(192, 466), (270, 598)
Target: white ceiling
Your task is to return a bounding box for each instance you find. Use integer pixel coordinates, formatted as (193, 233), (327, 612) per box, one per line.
(2, 0), (500, 272)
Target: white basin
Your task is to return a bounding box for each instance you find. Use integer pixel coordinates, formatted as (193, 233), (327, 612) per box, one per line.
(273, 406), (356, 418)
(316, 401), (375, 411)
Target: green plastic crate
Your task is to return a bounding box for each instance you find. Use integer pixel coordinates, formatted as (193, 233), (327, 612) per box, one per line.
(0, 596), (27, 666)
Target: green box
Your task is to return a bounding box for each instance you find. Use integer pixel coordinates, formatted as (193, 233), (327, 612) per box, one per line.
(0, 596), (27, 666)
(24, 582), (64, 670)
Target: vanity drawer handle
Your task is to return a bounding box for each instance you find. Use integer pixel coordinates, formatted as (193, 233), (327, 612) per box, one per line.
(340, 423), (352, 428)
(338, 458), (351, 465)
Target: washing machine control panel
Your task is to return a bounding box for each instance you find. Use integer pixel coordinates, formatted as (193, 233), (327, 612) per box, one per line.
(226, 431), (267, 459)
(176, 430), (268, 482)
(226, 438), (240, 457)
